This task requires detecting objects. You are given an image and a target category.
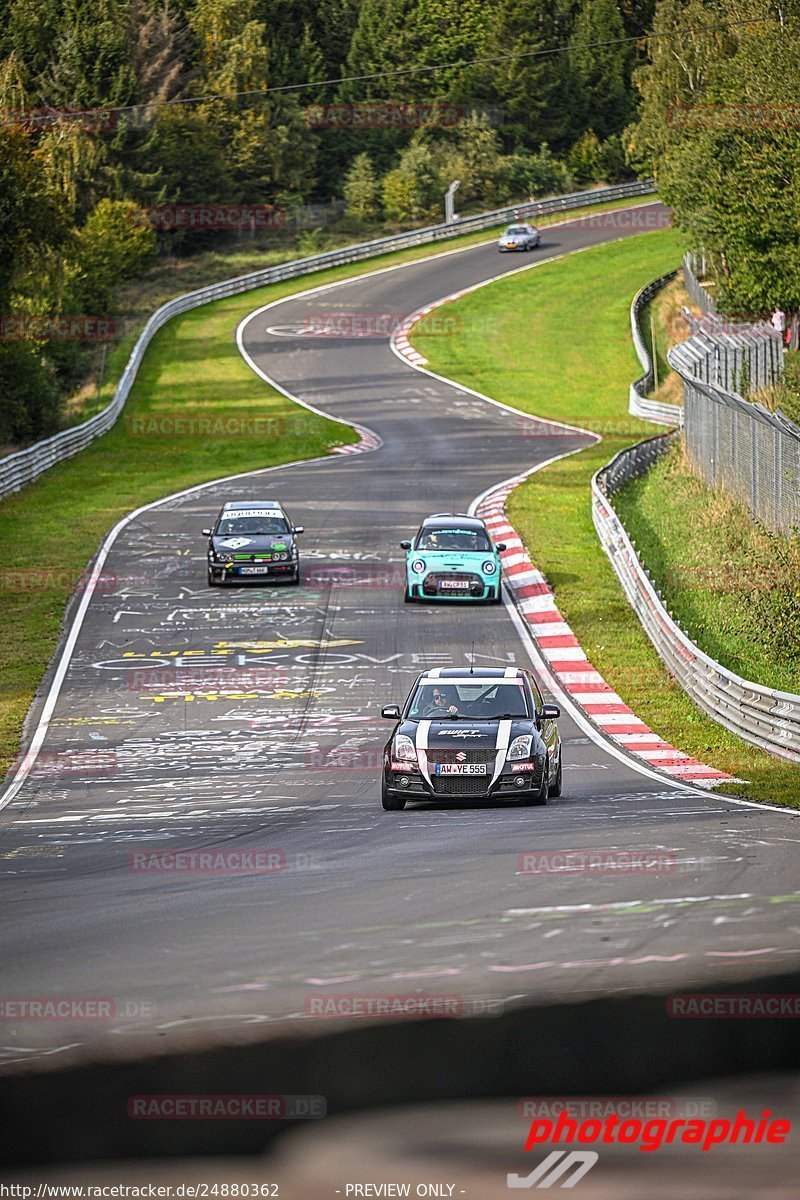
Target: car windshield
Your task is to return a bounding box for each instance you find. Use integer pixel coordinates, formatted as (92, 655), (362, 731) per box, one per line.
(416, 527), (491, 551)
(505, 226), (528, 235)
(408, 681), (529, 719)
(216, 511), (289, 536)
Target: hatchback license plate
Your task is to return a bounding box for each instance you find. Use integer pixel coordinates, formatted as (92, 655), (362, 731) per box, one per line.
(239, 566), (271, 575)
(440, 579), (470, 590)
(435, 763), (488, 775)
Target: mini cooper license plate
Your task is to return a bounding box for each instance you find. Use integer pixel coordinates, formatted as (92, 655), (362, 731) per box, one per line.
(440, 579), (470, 590)
(240, 566), (271, 575)
(435, 763), (488, 775)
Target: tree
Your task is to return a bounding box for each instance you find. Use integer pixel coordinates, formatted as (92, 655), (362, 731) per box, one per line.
(570, 0), (636, 140)
(568, 129), (602, 184)
(343, 151), (379, 219)
(67, 197), (156, 312)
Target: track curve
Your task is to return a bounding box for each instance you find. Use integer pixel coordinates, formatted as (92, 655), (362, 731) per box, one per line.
(2, 204), (799, 1074)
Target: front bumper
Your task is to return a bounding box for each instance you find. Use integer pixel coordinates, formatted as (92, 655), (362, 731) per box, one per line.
(409, 570), (497, 601)
(383, 762), (545, 801)
(209, 559), (299, 581)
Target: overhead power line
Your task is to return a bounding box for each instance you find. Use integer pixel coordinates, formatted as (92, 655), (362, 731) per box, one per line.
(31, 15), (777, 120)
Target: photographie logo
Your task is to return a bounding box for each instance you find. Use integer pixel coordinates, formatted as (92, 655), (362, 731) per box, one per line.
(0, 316), (116, 341)
(508, 1150), (598, 1189)
(132, 205), (285, 231)
(127, 1094), (326, 1119)
(517, 849), (677, 876)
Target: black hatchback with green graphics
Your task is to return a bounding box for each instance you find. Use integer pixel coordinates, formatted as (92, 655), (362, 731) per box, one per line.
(203, 499), (303, 586)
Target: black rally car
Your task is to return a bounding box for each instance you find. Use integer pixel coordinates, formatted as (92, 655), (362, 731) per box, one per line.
(203, 499), (303, 586)
(380, 667), (561, 810)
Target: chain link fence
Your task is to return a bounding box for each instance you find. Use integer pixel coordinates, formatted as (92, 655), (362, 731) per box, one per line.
(668, 308), (800, 536)
(682, 251), (718, 313)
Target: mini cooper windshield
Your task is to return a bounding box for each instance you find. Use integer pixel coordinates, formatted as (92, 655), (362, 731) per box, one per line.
(408, 680), (530, 720)
(416, 527), (491, 551)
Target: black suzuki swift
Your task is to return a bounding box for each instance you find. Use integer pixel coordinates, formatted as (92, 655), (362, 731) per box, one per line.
(380, 667), (561, 810)
(203, 499), (303, 586)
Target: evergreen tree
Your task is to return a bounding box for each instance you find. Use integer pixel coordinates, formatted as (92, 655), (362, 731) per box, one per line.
(343, 151), (379, 218)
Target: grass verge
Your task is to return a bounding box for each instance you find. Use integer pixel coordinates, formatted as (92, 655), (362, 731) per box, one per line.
(413, 229), (800, 807)
(0, 194), (659, 780)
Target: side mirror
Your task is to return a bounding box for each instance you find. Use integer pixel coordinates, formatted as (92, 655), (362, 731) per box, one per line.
(292, 525), (304, 534)
(201, 528), (212, 537)
(381, 704), (401, 719)
(400, 540), (412, 550)
(541, 703), (561, 721)
(496, 542), (507, 551)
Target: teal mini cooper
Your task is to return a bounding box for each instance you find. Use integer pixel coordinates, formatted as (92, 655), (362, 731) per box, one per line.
(401, 513), (506, 604)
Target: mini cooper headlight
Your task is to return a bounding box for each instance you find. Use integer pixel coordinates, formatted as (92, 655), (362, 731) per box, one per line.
(411, 559), (426, 574)
(507, 734), (533, 761)
(482, 560), (496, 574)
(393, 734), (417, 761)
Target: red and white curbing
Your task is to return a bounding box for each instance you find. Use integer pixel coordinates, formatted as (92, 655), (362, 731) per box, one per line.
(394, 315), (430, 367)
(331, 424), (383, 455)
(476, 480), (734, 788)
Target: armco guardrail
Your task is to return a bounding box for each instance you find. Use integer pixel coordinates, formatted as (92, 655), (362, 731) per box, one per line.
(592, 435), (800, 762)
(0, 181), (655, 502)
(628, 270), (683, 426)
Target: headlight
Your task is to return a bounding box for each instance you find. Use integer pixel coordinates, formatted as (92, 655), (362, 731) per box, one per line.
(211, 551), (233, 562)
(393, 734), (417, 761)
(411, 559), (426, 574)
(482, 560), (496, 574)
(507, 734), (533, 761)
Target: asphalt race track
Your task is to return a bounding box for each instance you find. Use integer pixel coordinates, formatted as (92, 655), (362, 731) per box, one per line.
(2, 203), (799, 1075)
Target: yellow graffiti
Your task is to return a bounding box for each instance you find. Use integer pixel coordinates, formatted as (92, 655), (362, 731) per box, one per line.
(121, 638), (361, 659)
(214, 639), (362, 650)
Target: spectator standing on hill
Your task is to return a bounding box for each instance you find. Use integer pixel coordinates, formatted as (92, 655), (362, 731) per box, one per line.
(771, 306), (786, 336)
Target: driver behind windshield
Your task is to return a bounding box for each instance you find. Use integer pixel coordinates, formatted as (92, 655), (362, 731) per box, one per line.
(420, 686), (459, 718)
(217, 516), (288, 536)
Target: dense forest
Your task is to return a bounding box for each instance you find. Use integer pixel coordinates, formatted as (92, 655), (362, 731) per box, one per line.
(1, 0), (798, 443)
